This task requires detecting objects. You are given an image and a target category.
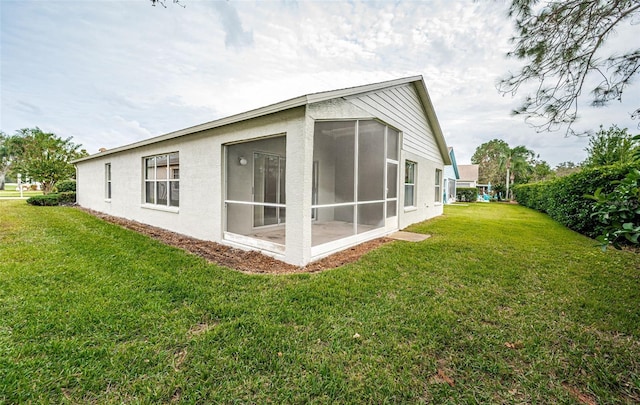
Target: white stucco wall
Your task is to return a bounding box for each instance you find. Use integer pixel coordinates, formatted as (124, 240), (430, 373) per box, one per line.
(76, 107), (307, 264)
(399, 150), (444, 229)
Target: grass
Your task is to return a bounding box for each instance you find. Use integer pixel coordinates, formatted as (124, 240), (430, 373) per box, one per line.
(1, 200), (639, 403)
(0, 183), (42, 198)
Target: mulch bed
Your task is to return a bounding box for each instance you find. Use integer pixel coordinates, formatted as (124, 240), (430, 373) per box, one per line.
(78, 208), (393, 274)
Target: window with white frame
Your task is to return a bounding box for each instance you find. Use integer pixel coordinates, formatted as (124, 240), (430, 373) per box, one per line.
(105, 163), (112, 199)
(435, 168), (442, 203)
(404, 161), (417, 207)
(144, 152), (179, 207)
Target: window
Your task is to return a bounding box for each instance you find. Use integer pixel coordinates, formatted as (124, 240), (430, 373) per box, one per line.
(435, 169), (442, 203)
(404, 161), (416, 207)
(105, 163), (112, 199)
(144, 152), (179, 207)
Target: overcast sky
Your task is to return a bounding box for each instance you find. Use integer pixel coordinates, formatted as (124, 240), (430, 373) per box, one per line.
(1, 0), (638, 166)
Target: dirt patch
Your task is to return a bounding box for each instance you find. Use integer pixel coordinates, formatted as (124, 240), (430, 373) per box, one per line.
(187, 323), (216, 338)
(429, 359), (455, 387)
(78, 208), (392, 274)
(562, 383), (597, 405)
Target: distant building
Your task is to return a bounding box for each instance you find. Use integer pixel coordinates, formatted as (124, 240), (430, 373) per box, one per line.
(456, 164), (479, 188)
(443, 147), (459, 203)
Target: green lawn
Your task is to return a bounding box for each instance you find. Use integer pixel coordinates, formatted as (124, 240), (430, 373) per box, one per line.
(0, 183), (42, 198)
(1, 200), (639, 403)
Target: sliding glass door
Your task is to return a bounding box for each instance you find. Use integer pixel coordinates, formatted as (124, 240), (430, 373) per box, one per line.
(253, 152), (286, 227)
(224, 136), (286, 252)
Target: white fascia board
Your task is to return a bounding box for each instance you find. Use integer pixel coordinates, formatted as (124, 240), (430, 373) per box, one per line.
(413, 78), (452, 166)
(72, 96), (309, 163)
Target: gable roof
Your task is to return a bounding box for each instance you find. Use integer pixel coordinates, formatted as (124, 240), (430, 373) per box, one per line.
(74, 75), (450, 164)
(457, 164), (479, 182)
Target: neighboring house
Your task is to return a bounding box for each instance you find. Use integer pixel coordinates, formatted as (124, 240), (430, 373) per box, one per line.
(443, 147), (459, 203)
(74, 76), (451, 266)
(456, 164), (479, 188)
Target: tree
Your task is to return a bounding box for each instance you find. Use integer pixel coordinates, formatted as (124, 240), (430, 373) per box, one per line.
(529, 160), (556, 182)
(471, 139), (535, 199)
(499, 0), (640, 134)
(583, 125), (639, 167)
(0, 132), (24, 191)
(150, 0), (184, 7)
(472, 139), (510, 186)
(554, 161), (582, 177)
(500, 145), (535, 200)
(11, 128), (88, 194)
(0, 132), (10, 190)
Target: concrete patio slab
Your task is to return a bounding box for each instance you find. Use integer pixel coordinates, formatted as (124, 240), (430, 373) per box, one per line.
(388, 231), (431, 242)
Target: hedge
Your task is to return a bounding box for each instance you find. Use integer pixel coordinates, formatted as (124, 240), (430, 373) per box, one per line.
(55, 179), (76, 193)
(58, 192), (76, 204)
(513, 163), (637, 238)
(456, 187), (478, 202)
(26, 194), (60, 206)
(27, 192), (76, 206)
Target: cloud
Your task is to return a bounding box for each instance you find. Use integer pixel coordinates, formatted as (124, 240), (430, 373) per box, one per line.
(1, 0), (637, 167)
(211, 1), (254, 49)
(13, 101), (43, 116)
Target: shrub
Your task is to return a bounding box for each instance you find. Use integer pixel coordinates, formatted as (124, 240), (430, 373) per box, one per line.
(492, 184), (506, 201)
(456, 187), (478, 202)
(587, 167), (640, 249)
(58, 192), (76, 204)
(514, 163), (637, 238)
(27, 194), (60, 206)
(56, 179), (76, 193)
(26, 192), (76, 206)
(512, 182), (550, 212)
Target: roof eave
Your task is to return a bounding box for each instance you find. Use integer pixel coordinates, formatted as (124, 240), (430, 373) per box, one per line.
(73, 95), (310, 164)
(412, 79), (452, 166)
(73, 75), (449, 164)
(449, 148), (460, 179)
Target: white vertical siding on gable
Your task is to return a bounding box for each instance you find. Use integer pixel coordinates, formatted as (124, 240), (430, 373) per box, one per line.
(345, 84), (444, 164)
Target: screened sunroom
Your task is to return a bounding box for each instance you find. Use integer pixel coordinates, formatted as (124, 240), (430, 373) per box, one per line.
(222, 119), (401, 259)
(310, 120), (400, 257)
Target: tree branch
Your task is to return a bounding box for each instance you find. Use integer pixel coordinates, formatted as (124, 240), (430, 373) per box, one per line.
(499, 0), (640, 134)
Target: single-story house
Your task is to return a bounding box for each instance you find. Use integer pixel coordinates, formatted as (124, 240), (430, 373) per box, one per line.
(74, 76), (451, 266)
(456, 164), (479, 188)
(443, 147), (459, 204)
